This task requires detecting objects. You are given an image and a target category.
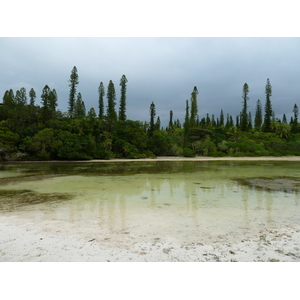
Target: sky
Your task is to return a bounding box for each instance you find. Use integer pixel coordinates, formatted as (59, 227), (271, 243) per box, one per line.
(1, 37), (299, 127)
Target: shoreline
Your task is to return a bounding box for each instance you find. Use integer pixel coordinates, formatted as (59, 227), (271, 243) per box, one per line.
(4, 155), (300, 163)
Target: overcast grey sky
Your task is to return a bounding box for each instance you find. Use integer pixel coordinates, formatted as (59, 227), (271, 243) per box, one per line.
(1, 37), (299, 127)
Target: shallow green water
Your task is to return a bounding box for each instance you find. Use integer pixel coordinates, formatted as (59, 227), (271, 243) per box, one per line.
(1, 161), (300, 244)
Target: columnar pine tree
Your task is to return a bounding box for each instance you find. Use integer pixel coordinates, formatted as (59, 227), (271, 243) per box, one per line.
(15, 87), (27, 106)
(88, 107), (96, 119)
(156, 116), (161, 130)
(184, 99), (190, 142)
(169, 110), (173, 129)
(229, 115), (234, 127)
(175, 119), (181, 128)
(119, 75), (128, 121)
(49, 89), (58, 111)
(236, 115), (239, 127)
(248, 112), (252, 130)
(3, 89), (15, 108)
(41, 85), (51, 121)
(219, 109), (224, 126)
(75, 92), (85, 117)
(106, 80), (117, 121)
(254, 99), (262, 130)
(263, 78), (273, 132)
(190, 86), (198, 128)
(14, 88), (27, 126)
(240, 83), (249, 131)
(272, 111), (276, 122)
(2, 90), (15, 120)
(225, 114), (230, 128)
(206, 113), (211, 126)
(282, 114), (287, 124)
(81, 100), (86, 116)
(41, 85), (51, 109)
(29, 88), (36, 106)
(211, 114), (216, 127)
(149, 101), (156, 136)
(292, 104), (299, 133)
(98, 82), (105, 118)
(293, 104), (298, 124)
(68, 66), (79, 118)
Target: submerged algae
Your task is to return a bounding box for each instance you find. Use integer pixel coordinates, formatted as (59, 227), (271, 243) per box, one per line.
(0, 188), (73, 212)
(235, 177), (300, 193)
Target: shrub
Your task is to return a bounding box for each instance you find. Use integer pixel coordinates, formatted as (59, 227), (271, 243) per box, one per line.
(183, 148), (196, 157)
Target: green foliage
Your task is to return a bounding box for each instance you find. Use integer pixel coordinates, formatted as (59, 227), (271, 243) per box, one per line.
(26, 128), (55, 159)
(0, 71), (299, 161)
(112, 139), (143, 158)
(53, 131), (90, 160)
(271, 122), (291, 139)
(183, 148), (196, 157)
(147, 130), (172, 156)
(192, 136), (217, 156)
(0, 127), (19, 160)
(113, 120), (147, 151)
(228, 137), (269, 156)
(287, 136), (300, 155)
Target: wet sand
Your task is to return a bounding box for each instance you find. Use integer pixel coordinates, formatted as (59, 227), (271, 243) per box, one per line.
(1, 156), (300, 262)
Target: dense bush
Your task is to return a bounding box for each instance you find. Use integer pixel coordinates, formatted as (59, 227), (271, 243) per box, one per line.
(183, 148), (196, 157)
(1, 100), (300, 160)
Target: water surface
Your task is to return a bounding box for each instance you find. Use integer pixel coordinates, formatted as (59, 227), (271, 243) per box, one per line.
(1, 161), (300, 245)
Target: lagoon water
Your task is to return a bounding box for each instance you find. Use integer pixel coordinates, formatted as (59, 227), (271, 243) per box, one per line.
(1, 161), (300, 248)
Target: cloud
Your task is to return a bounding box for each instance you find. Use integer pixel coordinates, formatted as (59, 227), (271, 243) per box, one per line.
(1, 37), (300, 127)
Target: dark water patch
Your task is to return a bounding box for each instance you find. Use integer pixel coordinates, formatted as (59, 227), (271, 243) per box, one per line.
(234, 177), (300, 194)
(1, 161), (230, 177)
(0, 189), (74, 211)
(0, 174), (67, 186)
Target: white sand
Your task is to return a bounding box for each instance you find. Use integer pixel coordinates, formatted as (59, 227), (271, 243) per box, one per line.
(1, 214), (300, 262)
(90, 155), (300, 162)
(17, 155), (300, 163)
(1, 156), (300, 262)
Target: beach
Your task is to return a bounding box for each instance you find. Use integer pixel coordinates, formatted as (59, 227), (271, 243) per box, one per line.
(1, 156), (300, 262)
(1, 215), (300, 262)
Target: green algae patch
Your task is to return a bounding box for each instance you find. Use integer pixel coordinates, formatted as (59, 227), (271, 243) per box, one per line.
(234, 177), (300, 193)
(0, 189), (74, 212)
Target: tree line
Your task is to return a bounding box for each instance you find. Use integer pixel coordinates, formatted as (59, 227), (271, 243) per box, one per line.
(1, 66), (300, 161)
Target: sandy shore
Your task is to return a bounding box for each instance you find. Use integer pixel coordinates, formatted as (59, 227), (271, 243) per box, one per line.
(1, 214), (300, 262)
(1, 156), (300, 262)
(12, 155), (300, 163)
(88, 155), (300, 163)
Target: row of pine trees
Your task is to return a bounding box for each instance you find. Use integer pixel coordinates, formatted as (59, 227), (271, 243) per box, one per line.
(1, 66), (300, 160)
